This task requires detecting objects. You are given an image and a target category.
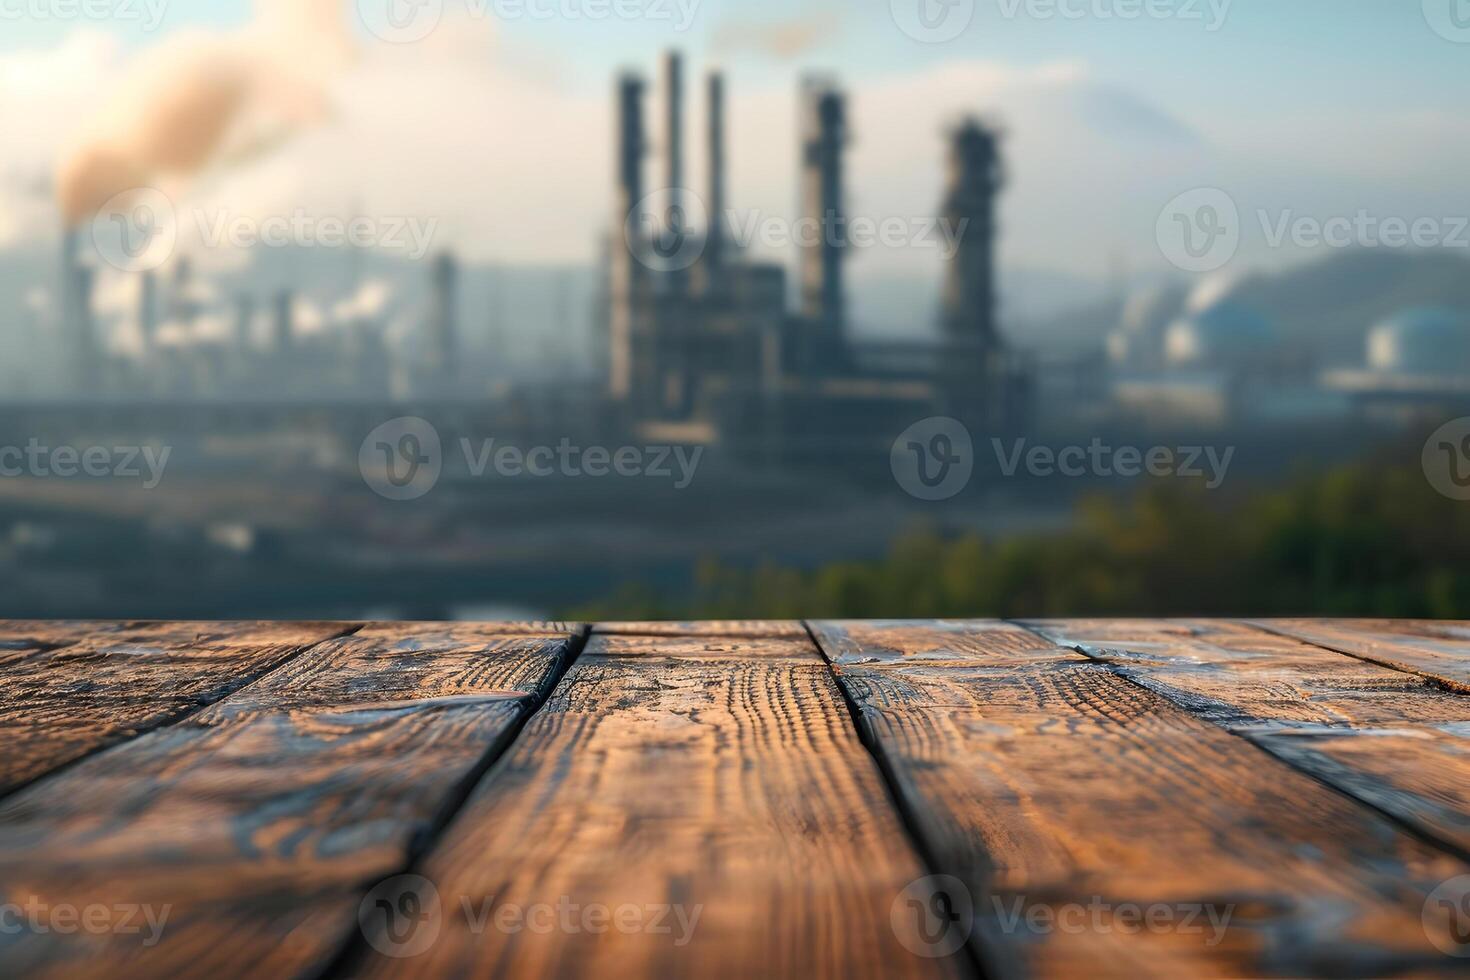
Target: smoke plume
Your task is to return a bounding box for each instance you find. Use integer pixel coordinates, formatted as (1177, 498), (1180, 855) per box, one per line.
(56, 0), (353, 225)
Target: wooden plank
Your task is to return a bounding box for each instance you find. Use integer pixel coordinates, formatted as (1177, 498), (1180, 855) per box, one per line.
(365, 621), (582, 640)
(594, 621), (809, 639)
(0, 620), (348, 656)
(0, 619), (354, 648)
(0, 621), (101, 654)
(0, 623), (580, 980)
(1255, 619), (1470, 692)
(810, 620), (1470, 979)
(583, 633), (816, 661)
(813, 619), (1051, 666)
(1024, 619), (1470, 858)
(0, 621), (354, 797)
(351, 633), (963, 979)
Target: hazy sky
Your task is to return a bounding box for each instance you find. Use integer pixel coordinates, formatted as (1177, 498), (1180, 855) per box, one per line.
(3, 0), (1468, 286)
(5, 1), (1463, 113)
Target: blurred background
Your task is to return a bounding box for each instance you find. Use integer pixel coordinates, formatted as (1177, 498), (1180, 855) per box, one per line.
(2, 0), (1469, 621)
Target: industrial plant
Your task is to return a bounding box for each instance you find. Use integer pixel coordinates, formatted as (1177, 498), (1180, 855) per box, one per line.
(601, 52), (1030, 456)
(37, 49), (1031, 470)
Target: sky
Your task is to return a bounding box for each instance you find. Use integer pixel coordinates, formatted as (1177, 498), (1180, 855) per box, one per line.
(2, 0), (1468, 290)
(5, 1), (1463, 115)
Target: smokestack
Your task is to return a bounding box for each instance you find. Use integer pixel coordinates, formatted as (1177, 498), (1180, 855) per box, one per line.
(273, 290), (294, 351)
(799, 78), (847, 343)
(940, 119), (1004, 354)
(170, 257), (198, 333)
(428, 251), (459, 383)
(60, 227), (100, 392)
(664, 51), (684, 202)
(706, 71), (727, 288)
(232, 294), (255, 350)
(608, 71), (647, 400)
(139, 270), (159, 350)
(663, 51), (688, 301)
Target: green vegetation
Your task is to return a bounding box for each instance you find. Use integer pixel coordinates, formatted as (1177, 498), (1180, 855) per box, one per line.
(570, 460), (1470, 620)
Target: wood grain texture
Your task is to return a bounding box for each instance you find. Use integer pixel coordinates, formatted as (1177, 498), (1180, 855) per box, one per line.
(1254, 619), (1470, 692)
(0, 623), (580, 980)
(0, 621), (106, 655)
(810, 620), (1470, 979)
(813, 619), (1061, 666)
(594, 621), (809, 639)
(352, 633), (963, 980)
(0, 621), (354, 797)
(583, 632), (817, 661)
(1024, 619), (1470, 858)
(360, 621), (582, 640)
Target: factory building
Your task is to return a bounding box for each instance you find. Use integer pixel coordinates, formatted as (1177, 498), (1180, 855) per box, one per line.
(602, 52), (1031, 456)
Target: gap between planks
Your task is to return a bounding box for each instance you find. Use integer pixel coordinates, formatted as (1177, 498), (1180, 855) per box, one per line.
(1245, 619), (1470, 694)
(1014, 618), (1470, 866)
(813, 619), (1470, 977)
(314, 624), (592, 980)
(799, 620), (993, 980)
(0, 621), (365, 806)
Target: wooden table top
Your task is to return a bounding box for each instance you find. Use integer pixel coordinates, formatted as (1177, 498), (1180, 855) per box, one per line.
(1, 618), (1468, 978)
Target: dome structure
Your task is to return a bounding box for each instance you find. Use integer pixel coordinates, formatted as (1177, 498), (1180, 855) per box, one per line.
(1366, 308), (1470, 376)
(1164, 301), (1276, 369)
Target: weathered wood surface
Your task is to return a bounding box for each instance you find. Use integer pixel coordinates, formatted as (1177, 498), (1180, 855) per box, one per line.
(593, 621), (809, 639)
(0, 621), (353, 797)
(3, 618), (1470, 979)
(0, 623), (581, 979)
(350, 624), (961, 980)
(1255, 619), (1470, 692)
(1025, 619), (1470, 858)
(810, 620), (1470, 978)
(572, 632), (819, 660)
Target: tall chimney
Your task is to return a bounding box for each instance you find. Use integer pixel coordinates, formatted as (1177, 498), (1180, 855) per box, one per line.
(608, 71), (647, 400)
(940, 119), (1004, 354)
(706, 71), (727, 290)
(170, 257), (198, 333)
(663, 51), (688, 301)
(60, 228), (99, 393)
(273, 290), (294, 352)
(799, 78), (847, 346)
(138, 270), (159, 350)
(428, 251), (459, 383)
(664, 51), (684, 203)
(232, 294), (254, 350)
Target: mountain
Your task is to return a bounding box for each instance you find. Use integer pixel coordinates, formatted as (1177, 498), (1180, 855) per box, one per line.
(1222, 249), (1470, 365)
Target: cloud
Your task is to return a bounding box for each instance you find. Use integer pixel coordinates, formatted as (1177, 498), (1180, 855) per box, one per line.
(712, 11), (842, 60)
(179, 15), (605, 266)
(0, 31), (120, 245)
